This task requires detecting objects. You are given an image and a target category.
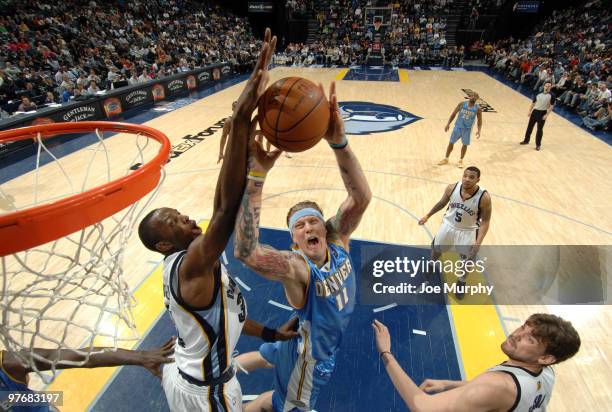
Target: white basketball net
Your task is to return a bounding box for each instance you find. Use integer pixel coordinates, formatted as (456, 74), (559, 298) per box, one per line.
(0, 128), (165, 382)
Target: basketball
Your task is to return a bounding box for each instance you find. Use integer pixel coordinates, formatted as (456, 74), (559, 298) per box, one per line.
(258, 77), (330, 152)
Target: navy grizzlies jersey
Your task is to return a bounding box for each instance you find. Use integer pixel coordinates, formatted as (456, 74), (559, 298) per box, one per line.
(295, 243), (356, 374)
(163, 251), (246, 382)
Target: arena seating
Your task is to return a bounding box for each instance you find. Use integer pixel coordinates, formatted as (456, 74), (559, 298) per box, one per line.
(277, 0), (460, 67)
(0, 0), (260, 116)
(485, 0), (610, 130)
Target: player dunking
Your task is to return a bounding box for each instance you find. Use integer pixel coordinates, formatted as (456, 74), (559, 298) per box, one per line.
(438, 93), (482, 168)
(137, 29), (297, 412)
(233, 81), (372, 412)
(419, 166), (491, 296)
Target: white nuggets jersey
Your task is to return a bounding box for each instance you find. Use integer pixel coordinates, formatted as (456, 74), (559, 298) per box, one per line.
(163, 251), (246, 382)
(488, 364), (555, 411)
(443, 182), (486, 230)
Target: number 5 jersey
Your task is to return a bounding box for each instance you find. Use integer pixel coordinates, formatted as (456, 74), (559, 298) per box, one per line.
(443, 182), (487, 230)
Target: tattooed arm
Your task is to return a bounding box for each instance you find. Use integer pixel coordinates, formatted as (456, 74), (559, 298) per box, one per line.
(233, 138), (310, 306)
(234, 178), (309, 285)
(324, 82), (372, 250)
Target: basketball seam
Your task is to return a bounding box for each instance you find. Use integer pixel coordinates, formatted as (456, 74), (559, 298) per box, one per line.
(274, 78), (302, 137)
(275, 78), (302, 144)
(277, 93), (325, 134)
(262, 78), (290, 132)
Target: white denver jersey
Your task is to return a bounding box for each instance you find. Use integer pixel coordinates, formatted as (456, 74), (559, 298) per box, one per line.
(443, 182), (486, 230)
(163, 251), (246, 382)
(488, 363), (555, 411)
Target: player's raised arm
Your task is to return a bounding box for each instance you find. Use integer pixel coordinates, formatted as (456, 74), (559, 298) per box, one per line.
(324, 82), (372, 250)
(373, 320), (514, 412)
(233, 137), (310, 285)
(418, 183), (455, 225)
(182, 29), (276, 277)
(2, 337), (175, 382)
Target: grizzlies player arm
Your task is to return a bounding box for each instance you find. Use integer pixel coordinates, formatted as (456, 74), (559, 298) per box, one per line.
(476, 107), (482, 137)
(181, 30), (276, 287)
(326, 82), (372, 250)
(242, 317), (299, 341)
(1, 337), (175, 382)
(419, 184), (454, 224)
(474, 191), (492, 248)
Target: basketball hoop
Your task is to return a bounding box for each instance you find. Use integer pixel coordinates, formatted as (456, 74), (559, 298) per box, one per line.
(0, 121), (170, 381)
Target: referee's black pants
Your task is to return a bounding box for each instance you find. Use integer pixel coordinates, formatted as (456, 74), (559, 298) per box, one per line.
(524, 109), (547, 146)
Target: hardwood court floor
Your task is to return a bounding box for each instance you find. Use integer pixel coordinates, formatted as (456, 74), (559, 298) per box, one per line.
(3, 67), (611, 411)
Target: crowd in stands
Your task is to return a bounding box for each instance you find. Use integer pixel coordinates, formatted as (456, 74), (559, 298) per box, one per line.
(0, 0), (260, 117)
(277, 0), (462, 67)
(484, 0), (611, 131)
(286, 0), (314, 19)
(463, 0), (505, 29)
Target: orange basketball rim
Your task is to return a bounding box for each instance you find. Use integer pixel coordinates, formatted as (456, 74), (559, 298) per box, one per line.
(0, 121), (171, 256)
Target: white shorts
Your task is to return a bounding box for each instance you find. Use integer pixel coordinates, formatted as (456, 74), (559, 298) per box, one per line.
(432, 222), (476, 257)
(162, 362), (242, 412)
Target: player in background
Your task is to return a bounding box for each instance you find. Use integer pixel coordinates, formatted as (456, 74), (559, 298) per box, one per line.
(438, 93), (482, 168)
(218, 101), (237, 163)
(419, 167), (491, 297)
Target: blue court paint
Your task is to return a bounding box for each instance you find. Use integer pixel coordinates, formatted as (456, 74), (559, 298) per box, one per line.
(90, 228), (460, 412)
(343, 66), (400, 82)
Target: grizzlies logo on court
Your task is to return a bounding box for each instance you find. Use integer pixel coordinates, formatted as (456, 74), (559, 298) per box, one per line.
(339, 101), (421, 135)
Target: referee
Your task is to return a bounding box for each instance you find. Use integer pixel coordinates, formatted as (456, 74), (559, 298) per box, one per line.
(521, 80), (555, 151)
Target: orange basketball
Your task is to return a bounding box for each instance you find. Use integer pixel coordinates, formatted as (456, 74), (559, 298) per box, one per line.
(258, 77), (330, 152)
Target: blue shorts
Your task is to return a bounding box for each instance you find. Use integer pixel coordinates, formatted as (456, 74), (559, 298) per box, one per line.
(260, 339), (333, 412)
(450, 127), (472, 145)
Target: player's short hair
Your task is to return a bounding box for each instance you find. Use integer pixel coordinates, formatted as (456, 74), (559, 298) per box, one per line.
(544, 80), (553, 85)
(286, 201), (340, 243)
(138, 209), (161, 252)
(286, 201), (324, 226)
(465, 166), (481, 178)
(526, 313), (581, 364)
